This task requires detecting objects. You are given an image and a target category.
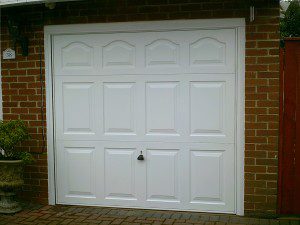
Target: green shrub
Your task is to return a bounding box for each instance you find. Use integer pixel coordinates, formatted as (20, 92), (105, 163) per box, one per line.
(280, 0), (300, 38)
(0, 120), (34, 164)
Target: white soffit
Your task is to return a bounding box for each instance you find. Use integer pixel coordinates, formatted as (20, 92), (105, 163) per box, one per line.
(0, 0), (81, 8)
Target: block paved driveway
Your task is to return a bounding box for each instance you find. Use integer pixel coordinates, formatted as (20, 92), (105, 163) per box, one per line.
(0, 204), (299, 225)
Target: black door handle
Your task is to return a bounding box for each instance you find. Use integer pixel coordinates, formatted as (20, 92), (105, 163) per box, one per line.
(137, 151), (144, 161)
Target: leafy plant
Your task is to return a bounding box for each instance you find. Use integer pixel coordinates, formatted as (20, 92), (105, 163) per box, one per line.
(0, 120), (34, 164)
(280, 0), (300, 38)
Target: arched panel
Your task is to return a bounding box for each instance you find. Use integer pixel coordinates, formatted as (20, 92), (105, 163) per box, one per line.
(146, 39), (179, 67)
(62, 42), (93, 68)
(190, 38), (226, 66)
(103, 40), (135, 68)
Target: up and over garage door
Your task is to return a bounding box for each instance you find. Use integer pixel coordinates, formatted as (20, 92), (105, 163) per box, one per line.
(49, 19), (244, 214)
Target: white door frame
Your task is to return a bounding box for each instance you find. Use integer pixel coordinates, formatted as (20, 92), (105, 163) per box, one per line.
(44, 18), (245, 215)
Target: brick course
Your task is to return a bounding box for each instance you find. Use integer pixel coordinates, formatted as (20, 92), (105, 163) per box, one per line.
(0, 0), (280, 215)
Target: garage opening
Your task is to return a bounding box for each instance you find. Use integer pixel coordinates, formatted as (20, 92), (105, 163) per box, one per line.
(45, 19), (245, 214)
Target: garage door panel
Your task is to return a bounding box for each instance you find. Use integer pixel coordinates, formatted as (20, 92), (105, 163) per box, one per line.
(53, 36), (100, 75)
(146, 149), (179, 202)
(103, 40), (136, 69)
(190, 38), (225, 66)
(55, 78), (100, 141)
(53, 24), (239, 213)
(187, 29), (235, 74)
(146, 82), (180, 136)
(104, 148), (137, 200)
(188, 144), (235, 212)
(56, 142), (100, 204)
(190, 81), (225, 136)
(145, 39), (180, 68)
(54, 29), (235, 76)
(62, 82), (96, 135)
(56, 75), (234, 143)
(62, 42), (94, 69)
(190, 150), (224, 203)
(64, 147), (96, 197)
(103, 82), (136, 135)
(187, 75), (235, 143)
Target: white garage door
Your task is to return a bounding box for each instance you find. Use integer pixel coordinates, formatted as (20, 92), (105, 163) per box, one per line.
(52, 21), (240, 213)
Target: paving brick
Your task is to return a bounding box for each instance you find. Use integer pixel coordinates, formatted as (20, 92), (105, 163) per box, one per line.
(152, 221), (164, 225)
(111, 218), (125, 224)
(121, 223), (140, 225)
(60, 218), (74, 224)
(173, 223), (193, 225)
(219, 216), (230, 223)
(124, 216), (137, 222)
(204, 222), (214, 225)
(193, 222), (206, 225)
(161, 214), (173, 219)
(199, 214), (210, 221)
(164, 218), (176, 224)
(210, 215), (220, 221)
(1, 205), (297, 225)
(171, 213), (182, 219)
(134, 219), (153, 223)
(99, 221), (112, 225)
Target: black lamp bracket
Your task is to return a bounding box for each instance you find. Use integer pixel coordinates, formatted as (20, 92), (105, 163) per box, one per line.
(7, 15), (29, 57)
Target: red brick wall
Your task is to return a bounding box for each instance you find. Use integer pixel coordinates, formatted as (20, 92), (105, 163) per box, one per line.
(0, 0), (280, 215)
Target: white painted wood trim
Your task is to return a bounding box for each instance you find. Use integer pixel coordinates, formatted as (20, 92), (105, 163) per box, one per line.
(0, 0), (80, 8)
(236, 26), (245, 216)
(45, 18), (246, 213)
(45, 30), (56, 205)
(44, 18), (245, 35)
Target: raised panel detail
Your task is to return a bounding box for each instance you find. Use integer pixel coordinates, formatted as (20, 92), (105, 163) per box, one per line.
(103, 41), (135, 68)
(190, 38), (225, 65)
(190, 150), (224, 203)
(62, 42), (93, 68)
(104, 83), (136, 135)
(63, 83), (95, 134)
(105, 148), (136, 200)
(146, 149), (179, 202)
(190, 82), (225, 135)
(65, 147), (95, 197)
(146, 39), (179, 67)
(146, 82), (179, 135)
